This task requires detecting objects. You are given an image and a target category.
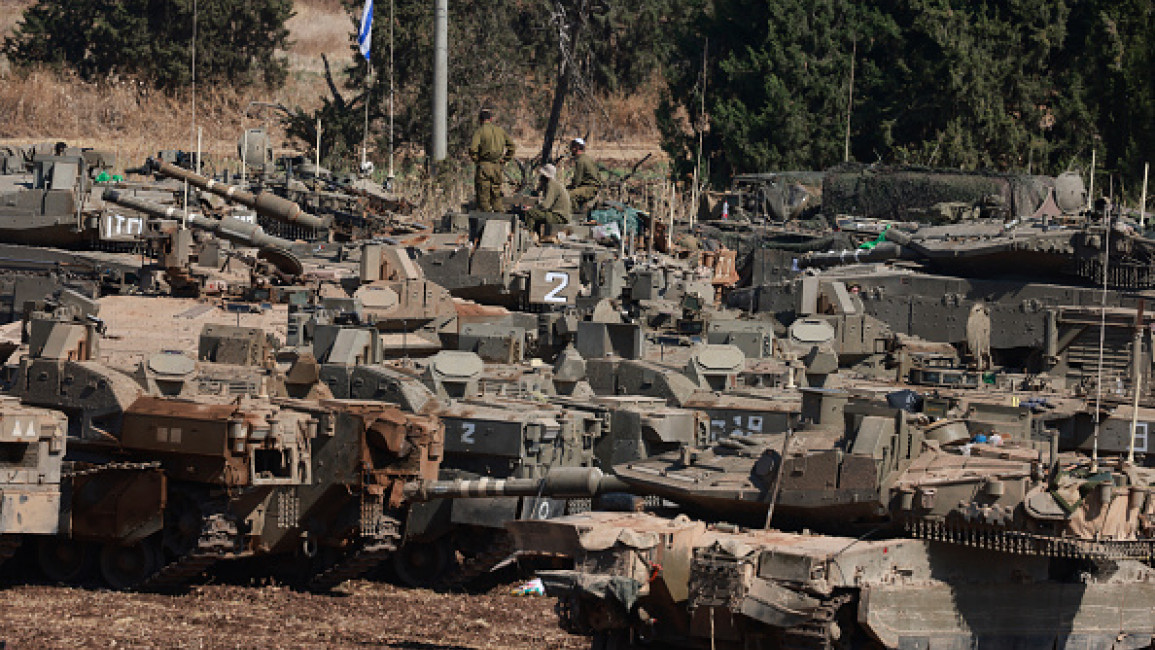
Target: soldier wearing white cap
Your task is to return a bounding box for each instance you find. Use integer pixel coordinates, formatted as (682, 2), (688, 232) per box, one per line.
(525, 163), (572, 234)
(567, 137), (601, 208)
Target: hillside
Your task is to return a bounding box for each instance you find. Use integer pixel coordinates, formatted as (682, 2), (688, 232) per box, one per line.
(0, 0), (663, 174)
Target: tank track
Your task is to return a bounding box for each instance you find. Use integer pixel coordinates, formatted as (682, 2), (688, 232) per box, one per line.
(446, 531), (515, 586)
(781, 593), (854, 650)
(138, 512), (238, 591)
(308, 518), (402, 592)
(0, 535), (22, 567)
(904, 520), (1155, 560)
(65, 461), (161, 478)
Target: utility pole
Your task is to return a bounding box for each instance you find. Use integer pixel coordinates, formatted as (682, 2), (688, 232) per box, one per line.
(432, 0), (448, 162)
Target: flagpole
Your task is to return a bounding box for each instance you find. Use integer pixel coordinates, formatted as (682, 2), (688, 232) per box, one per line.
(357, 0), (374, 175)
(362, 62), (371, 172)
(388, 0), (395, 181)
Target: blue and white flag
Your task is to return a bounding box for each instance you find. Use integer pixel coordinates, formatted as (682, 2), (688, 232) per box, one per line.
(358, 0), (373, 62)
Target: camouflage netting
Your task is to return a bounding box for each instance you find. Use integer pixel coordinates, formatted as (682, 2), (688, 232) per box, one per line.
(822, 164), (1056, 219)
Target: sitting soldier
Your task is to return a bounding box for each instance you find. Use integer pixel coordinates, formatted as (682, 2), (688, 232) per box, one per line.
(524, 164), (572, 235)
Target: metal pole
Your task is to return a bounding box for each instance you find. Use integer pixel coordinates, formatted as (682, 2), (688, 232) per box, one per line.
(1088, 149), (1096, 212)
(389, 0), (395, 179)
(1128, 302), (1145, 463)
(241, 130), (247, 185)
(1140, 162), (1149, 229)
(315, 117), (322, 182)
(362, 63), (372, 171)
(432, 0), (448, 162)
(186, 0), (197, 230)
(196, 126), (202, 176)
(764, 429), (794, 529)
(1091, 202), (1112, 472)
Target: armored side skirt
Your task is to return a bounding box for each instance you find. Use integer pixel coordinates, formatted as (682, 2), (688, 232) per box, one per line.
(861, 581), (1155, 650)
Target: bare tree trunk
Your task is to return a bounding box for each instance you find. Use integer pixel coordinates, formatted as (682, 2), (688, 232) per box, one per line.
(538, 1), (587, 166)
(540, 60), (574, 165)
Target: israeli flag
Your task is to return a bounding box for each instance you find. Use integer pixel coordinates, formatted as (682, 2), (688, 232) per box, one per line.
(358, 0), (373, 62)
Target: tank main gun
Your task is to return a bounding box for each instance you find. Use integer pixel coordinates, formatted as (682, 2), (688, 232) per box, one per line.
(402, 466), (629, 502)
(144, 157), (330, 231)
(101, 189), (303, 276)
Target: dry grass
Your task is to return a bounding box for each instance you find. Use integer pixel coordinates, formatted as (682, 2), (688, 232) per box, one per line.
(0, 0), (33, 38)
(286, 0), (353, 62)
(0, 68), (299, 170)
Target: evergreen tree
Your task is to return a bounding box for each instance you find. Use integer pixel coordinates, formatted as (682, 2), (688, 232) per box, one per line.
(1058, 0), (1155, 181)
(3, 0), (292, 89)
(658, 0), (1154, 186)
(659, 0), (896, 184)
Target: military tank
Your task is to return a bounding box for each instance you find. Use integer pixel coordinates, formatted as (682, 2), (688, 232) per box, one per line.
(3, 298), (444, 591)
(411, 387), (1155, 555)
(800, 212), (1155, 290)
(506, 510), (1155, 649)
(406, 388), (1155, 648)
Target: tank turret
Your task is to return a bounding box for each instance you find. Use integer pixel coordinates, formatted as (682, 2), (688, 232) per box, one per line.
(509, 510), (1155, 649)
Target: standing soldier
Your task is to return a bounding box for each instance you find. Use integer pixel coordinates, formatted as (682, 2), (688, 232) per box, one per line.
(525, 164), (572, 235)
(567, 137), (601, 209)
(469, 105), (516, 212)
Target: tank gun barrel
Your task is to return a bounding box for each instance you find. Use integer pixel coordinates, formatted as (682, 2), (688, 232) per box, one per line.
(144, 157), (329, 231)
(196, 216), (297, 251)
(101, 188), (187, 222)
(799, 241), (907, 268)
(102, 189), (303, 275)
(403, 467), (629, 502)
(798, 227), (936, 269)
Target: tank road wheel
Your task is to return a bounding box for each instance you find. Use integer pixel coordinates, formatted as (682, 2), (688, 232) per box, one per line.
(392, 537), (452, 589)
(38, 538), (94, 584)
(99, 540), (158, 590)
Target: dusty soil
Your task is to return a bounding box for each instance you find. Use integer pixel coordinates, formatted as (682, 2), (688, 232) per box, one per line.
(0, 580), (585, 649)
(93, 295), (291, 374)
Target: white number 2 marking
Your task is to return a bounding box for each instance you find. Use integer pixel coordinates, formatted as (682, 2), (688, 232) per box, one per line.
(461, 422), (476, 444)
(543, 272), (569, 303)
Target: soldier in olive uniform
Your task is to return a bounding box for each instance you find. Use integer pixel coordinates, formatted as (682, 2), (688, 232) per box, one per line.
(567, 137), (601, 209)
(525, 164), (572, 234)
(469, 105), (516, 212)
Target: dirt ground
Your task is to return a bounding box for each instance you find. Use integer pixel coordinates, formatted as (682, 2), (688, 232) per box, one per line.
(0, 580), (586, 649)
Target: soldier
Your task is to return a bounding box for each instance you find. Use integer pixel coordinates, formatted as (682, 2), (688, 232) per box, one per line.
(468, 105), (516, 212)
(567, 137), (601, 209)
(524, 164), (571, 235)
